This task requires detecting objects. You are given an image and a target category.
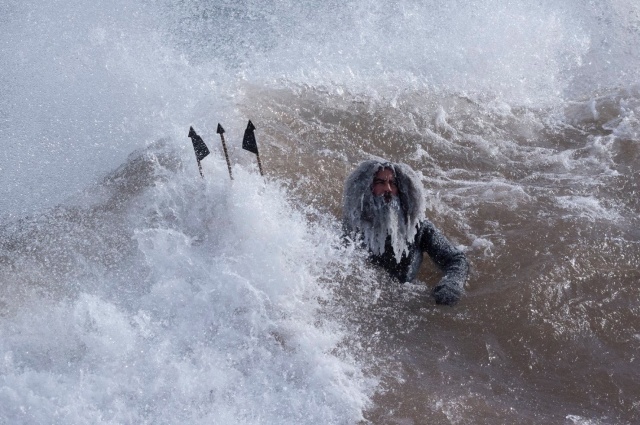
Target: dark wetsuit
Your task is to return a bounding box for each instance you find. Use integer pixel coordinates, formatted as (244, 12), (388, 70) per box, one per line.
(368, 220), (469, 305)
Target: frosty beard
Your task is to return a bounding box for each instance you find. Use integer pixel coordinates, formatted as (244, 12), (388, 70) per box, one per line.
(359, 192), (411, 262)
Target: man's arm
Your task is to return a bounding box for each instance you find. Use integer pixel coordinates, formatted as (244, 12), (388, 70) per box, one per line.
(419, 220), (469, 306)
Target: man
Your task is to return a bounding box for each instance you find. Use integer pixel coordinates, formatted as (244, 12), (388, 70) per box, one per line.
(342, 160), (469, 306)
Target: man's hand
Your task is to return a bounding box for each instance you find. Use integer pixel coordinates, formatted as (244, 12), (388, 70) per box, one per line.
(432, 280), (462, 306)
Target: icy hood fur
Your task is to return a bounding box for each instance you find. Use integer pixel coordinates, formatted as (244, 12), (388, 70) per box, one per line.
(342, 160), (426, 262)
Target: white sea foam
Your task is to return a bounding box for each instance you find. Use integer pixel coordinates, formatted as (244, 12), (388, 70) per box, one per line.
(0, 144), (374, 424)
(555, 195), (622, 222)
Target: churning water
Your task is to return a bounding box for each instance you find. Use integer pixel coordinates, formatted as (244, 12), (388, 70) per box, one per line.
(1, 0), (639, 423)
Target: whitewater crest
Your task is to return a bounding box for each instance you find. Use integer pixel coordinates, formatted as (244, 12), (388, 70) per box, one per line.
(342, 160), (426, 262)
(0, 141), (376, 424)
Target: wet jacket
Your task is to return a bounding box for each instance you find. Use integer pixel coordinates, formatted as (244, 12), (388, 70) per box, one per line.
(368, 219), (469, 305)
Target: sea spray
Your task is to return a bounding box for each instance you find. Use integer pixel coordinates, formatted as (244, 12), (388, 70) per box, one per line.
(0, 142), (376, 424)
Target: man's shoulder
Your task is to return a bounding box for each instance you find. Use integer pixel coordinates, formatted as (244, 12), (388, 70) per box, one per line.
(416, 218), (436, 233)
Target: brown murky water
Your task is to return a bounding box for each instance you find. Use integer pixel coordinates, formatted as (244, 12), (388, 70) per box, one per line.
(241, 85), (640, 424)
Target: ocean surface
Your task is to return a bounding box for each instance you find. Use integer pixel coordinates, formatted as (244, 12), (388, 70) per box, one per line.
(1, 0), (639, 423)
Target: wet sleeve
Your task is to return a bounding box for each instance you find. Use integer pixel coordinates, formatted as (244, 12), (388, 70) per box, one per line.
(418, 220), (469, 306)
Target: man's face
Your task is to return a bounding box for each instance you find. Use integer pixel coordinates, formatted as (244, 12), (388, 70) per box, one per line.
(371, 168), (398, 202)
